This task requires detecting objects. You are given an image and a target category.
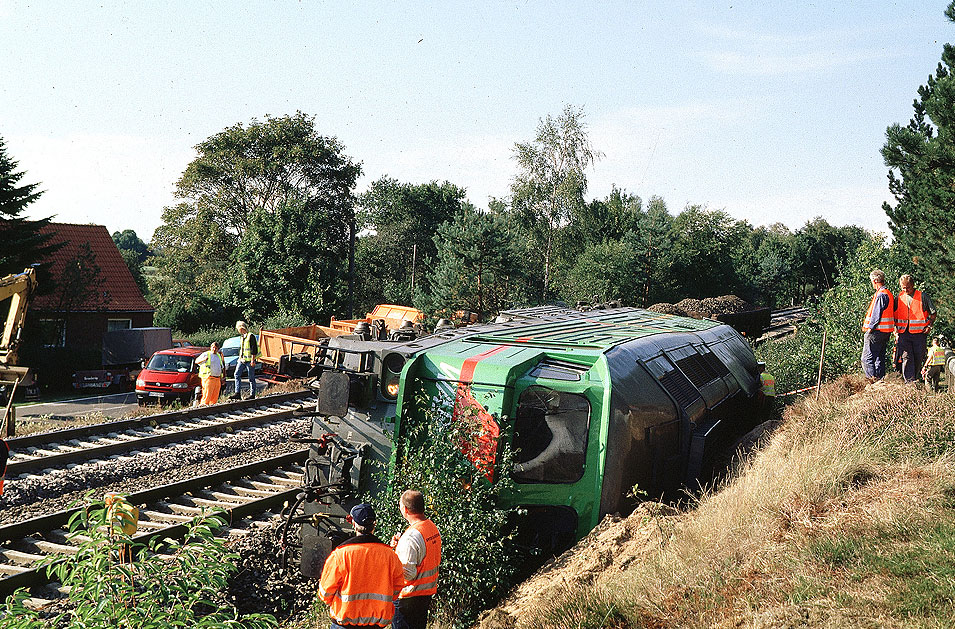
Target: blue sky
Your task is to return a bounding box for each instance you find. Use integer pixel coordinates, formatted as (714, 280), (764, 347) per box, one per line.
(2, 1), (951, 240)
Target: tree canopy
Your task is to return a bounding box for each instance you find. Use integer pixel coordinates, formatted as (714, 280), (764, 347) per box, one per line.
(0, 136), (59, 279)
(882, 1), (955, 321)
(149, 113), (361, 330)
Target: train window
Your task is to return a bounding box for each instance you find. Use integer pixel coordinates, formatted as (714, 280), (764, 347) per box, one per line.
(512, 386), (590, 484)
(528, 360), (588, 381)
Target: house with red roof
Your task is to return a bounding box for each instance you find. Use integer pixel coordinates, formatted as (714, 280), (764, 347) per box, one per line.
(28, 223), (154, 352)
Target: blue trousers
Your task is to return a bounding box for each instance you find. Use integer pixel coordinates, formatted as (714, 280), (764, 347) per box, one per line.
(862, 330), (890, 379)
(234, 361), (256, 396)
(897, 332), (928, 384)
(393, 595), (432, 629)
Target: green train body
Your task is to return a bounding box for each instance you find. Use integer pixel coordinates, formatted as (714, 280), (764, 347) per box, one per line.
(300, 306), (767, 554)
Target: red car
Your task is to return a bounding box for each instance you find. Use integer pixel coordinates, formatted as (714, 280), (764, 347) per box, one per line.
(135, 346), (207, 406)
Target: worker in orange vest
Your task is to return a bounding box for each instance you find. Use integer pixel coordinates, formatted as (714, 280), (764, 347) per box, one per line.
(895, 274), (937, 384)
(390, 490), (442, 629)
(861, 269), (895, 382)
(319, 503), (405, 629)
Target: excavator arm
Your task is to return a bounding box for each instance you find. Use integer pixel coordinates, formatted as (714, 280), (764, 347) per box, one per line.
(0, 268), (37, 367)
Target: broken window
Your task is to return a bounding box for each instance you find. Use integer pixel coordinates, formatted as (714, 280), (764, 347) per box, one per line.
(512, 386), (590, 483)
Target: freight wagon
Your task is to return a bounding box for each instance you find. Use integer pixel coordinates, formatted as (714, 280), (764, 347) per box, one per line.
(287, 306), (768, 573)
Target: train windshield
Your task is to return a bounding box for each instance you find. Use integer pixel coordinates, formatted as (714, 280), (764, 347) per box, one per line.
(512, 386), (590, 483)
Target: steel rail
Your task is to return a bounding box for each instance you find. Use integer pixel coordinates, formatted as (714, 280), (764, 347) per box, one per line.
(7, 391), (315, 476)
(9, 390), (313, 448)
(0, 449), (308, 597)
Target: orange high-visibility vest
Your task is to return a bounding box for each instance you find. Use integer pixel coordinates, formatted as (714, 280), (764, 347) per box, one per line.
(895, 290), (928, 334)
(319, 536), (404, 627)
(400, 519), (442, 598)
(863, 287), (895, 332)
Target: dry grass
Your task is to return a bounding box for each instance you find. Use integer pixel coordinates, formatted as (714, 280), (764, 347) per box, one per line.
(503, 376), (955, 629)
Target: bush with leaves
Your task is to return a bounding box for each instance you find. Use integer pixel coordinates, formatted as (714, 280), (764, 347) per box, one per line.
(369, 388), (527, 628)
(1, 498), (277, 628)
(758, 235), (904, 394)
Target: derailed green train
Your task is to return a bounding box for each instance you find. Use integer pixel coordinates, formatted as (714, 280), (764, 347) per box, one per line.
(300, 305), (767, 552)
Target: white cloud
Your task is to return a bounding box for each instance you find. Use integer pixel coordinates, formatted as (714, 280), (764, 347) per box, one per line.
(693, 23), (899, 76)
(10, 133), (194, 241)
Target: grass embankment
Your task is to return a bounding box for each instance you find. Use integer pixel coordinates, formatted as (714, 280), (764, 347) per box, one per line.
(503, 376), (955, 628)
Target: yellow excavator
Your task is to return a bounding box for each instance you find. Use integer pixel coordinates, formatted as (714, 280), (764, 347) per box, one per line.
(1, 267), (37, 438)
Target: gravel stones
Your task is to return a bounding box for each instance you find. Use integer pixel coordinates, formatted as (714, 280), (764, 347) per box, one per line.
(226, 519), (319, 622)
(0, 417), (310, 522)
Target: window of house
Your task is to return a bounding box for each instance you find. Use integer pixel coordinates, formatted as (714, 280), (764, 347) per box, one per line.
(36, 319), (66, 348)
(512, 386), (591, 484)
(107, 319), (132, 331)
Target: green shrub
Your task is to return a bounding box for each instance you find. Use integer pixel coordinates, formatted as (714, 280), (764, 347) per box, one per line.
(1, 497), (277, 628)
(758, 235), (905, 394)
(370, 389), (527, 628)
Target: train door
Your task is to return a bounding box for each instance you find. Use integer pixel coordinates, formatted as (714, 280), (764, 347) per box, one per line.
(507, 359), (603, 550)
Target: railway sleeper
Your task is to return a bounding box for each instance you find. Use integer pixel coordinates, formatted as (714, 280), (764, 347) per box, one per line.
(246, 478), (292, 492)
(199, 490), (250, 505)
(259, 474), (300, 488)
(1, 549), (45, 566)
(140, 509), (194, 524)
(0, 562), (30, 576)
(227, 483), (274, 498)
(23, 539), (79, 556)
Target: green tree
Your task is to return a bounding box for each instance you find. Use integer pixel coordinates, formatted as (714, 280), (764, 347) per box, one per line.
(0, 136), (59, 278)
(112, 230), (151, 296)
(2, 500), (276, 628)
(235, 198), (351, 323)
(150, 113), (360, 331)
(562, 239), (641, 306)
(663, 206), (754, 302)
(355, 178), (468, 311)
(510, 104), (601, 302)
(882, 2), (955, 325)
(112, 229), (151, 263)
(425, 207), (523, 319)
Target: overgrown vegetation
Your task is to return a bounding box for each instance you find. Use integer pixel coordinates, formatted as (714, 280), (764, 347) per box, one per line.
(299, 389), (526, 629)
(500, 377), (955, 628)
(376, 390), (526, 628)
(2, 499), (277, 628)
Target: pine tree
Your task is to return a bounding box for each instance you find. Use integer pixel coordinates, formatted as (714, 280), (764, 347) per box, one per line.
(882, 2), (955, 321)
(0, 136), (59, 277)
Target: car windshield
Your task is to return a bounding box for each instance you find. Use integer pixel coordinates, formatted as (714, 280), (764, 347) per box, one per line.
(221, 346), (240, 357)
(146, 354), (194, 373)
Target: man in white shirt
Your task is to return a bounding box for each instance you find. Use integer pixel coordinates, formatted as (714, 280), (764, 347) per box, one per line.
(390, 490), (441, 629)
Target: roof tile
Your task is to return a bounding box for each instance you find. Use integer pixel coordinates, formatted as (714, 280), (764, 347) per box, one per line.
(31, 223), (154, 313)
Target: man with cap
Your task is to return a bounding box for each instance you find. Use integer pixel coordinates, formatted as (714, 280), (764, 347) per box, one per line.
(319, 503), (405, 629)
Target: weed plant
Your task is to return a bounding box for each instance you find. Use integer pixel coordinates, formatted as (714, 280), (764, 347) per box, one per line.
(369, 388), (526, 628)
(1, 497), (277, 628)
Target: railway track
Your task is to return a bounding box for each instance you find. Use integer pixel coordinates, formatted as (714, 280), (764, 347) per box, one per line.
(5, 390), (314, 478)
(0, 449), (309, 598)
(757, 307), (810, 344)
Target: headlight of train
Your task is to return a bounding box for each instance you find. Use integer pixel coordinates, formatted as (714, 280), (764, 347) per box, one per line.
(381, 352), (406, 400)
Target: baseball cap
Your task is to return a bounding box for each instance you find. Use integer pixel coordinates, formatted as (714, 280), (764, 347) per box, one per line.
(349, 503), (376, 527)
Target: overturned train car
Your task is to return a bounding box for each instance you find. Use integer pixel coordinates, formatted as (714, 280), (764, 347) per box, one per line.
(297, 306), (767, 561)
